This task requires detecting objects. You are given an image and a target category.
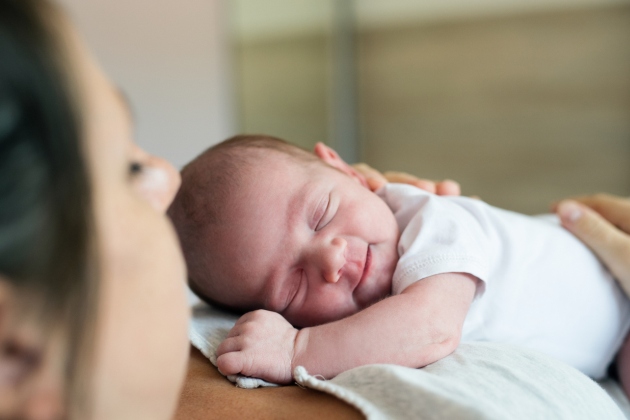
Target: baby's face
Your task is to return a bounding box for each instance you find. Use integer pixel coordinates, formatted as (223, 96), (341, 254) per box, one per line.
(215, 152), (399, 327)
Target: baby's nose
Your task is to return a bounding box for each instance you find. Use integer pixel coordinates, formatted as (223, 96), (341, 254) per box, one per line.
(324, 269), (341, 284)
(323, 237), (347, 284)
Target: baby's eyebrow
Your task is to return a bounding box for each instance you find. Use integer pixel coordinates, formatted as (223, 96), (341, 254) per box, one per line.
(289, 181), (321, 228)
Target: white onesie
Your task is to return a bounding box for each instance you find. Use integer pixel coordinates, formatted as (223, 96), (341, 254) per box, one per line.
(376, 183), (630, 379)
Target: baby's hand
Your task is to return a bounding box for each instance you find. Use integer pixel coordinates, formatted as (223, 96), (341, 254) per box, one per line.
(216, 310), (298, 384)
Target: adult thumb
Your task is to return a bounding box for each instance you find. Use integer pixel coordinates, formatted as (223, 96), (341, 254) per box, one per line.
(557, 200), (630, 292)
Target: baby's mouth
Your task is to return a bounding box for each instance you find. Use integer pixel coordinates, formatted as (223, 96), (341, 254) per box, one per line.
(356, 245), (372, 292)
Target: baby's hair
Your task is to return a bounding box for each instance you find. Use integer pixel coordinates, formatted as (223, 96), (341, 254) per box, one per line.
(168, 134), (318, 309)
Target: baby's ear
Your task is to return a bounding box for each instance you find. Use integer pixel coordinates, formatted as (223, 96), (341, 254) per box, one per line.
(313, 143), (368, 188)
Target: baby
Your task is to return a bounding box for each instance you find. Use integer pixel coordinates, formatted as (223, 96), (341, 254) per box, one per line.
(168, 134), (630, 391)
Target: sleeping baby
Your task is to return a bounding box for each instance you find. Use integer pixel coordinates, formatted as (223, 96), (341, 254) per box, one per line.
(168, 134), (630, 393)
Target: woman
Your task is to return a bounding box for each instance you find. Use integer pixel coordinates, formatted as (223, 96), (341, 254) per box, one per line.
(0, 0), (629, 418)
(0, 0), (188, 418)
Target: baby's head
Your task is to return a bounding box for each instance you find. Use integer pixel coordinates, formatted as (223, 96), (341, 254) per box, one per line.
(169, 135), (399, 327)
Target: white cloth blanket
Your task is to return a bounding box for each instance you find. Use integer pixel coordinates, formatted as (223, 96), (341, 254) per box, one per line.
(190, 303), (629, 419)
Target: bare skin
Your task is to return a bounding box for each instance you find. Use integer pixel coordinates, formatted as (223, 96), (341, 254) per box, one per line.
(214, 144), (479, 383)
(555, 195), (630, 295)
(352, 162), (461, 196)
(65, 17), (190, 420)
(215, 154), (630, 393)
(218, 272), (477, 383)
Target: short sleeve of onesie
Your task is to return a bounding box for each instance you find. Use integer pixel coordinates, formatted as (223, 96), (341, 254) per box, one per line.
(377, 184), (494, 297)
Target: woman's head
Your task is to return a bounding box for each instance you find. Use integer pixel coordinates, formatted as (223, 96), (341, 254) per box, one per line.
(0, 0), (189, 418)
(0, 0), (95, 416)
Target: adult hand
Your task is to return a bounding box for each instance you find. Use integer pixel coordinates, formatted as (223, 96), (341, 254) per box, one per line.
(555, 194), (630, 294)
(216, 310), (298, 384)
(353, 163), (461, 196)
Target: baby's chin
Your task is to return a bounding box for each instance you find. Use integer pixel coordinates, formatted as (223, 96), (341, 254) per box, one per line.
(287, 306), (359, 328)
(356, 268), (395, 310)
(364, 251), (397, 307)
(360, 282), (392, 310)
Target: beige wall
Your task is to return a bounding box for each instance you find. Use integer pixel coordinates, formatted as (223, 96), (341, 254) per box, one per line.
(358, 5), (630, 214)
(233, 0), (630, 40)
(235, 35), (330, 150)
(235, 4), (630, 214)
(58, 0), (235, 169)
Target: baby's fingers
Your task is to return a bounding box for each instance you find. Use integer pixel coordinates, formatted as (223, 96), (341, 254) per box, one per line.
(383, 171), (436, 193)
(353, 163), (387, 191)
(234, 311), (257, 325)
(216, 351), (246, 377)
(227, 310), (262, 336)
(216, 336), (242, 356)
(224, 322), (245, 339)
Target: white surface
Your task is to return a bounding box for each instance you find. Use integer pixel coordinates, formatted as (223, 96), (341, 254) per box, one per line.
(58, 0), (235, 168)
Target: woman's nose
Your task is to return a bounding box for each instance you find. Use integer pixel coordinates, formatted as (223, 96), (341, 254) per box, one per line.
(137, 155), (182, 213)
(320, 237), (347, 284)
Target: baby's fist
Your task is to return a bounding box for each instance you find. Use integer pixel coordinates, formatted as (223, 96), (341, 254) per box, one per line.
(216, 310), (298, 384)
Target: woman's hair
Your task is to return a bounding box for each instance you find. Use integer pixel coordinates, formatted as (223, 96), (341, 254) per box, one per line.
(0, 0), (97, 416)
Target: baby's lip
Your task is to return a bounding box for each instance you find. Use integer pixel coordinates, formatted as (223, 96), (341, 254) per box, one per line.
(355, 245), (372, 293)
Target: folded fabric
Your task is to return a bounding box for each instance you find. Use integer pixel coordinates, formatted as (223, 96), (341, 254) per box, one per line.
(190, 302), (628, 419)
(294, 345), (626, 420)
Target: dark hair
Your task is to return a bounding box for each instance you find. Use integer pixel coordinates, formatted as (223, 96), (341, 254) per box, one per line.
(168, 134), (316, 309)
(0, 0), (96, 416)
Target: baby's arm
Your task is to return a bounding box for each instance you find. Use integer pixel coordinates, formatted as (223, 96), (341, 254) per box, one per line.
(293, 272), (477, 379)
(216, 272), (478, 383)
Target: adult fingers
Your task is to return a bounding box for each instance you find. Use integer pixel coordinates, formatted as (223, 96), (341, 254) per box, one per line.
(352, 164), (463, 197)
(352, 163), (387, 192)
(383, 173), (462, 197)
(556, 200), (630, 291)
(571, 194), (630, 234)
(435, 180), (461, 196)
(382, 171), (437, 193)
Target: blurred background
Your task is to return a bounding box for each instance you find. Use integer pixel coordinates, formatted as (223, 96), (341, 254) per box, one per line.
(60, 0), (630, 214)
